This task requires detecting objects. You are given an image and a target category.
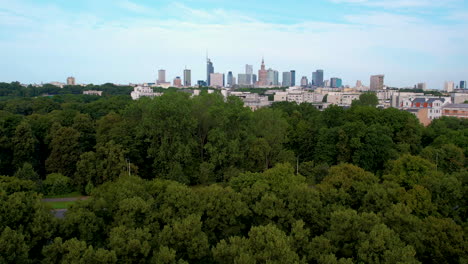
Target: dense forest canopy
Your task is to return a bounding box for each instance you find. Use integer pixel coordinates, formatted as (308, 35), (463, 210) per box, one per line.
(0, 84), (466, 263)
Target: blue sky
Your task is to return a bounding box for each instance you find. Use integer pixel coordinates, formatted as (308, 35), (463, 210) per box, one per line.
(0, 0), (467, 89)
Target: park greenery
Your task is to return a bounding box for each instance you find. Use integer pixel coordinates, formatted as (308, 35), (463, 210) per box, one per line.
(0, 81), (466, 263)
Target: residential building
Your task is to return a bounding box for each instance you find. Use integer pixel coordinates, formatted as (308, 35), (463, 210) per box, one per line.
(83, 90), (102, 96)
(282, 72), (292, 87)
(323, 80), (330, 88)
(183, 69), (191, 87)
(452, 92), (468, 104)
(222, 91), (270, 110)
(67, 77), (75, 85)
(207, 58), (214, 86)
(173, 77), (182, 87)
(157, 69), (166, 84)
(330, 77), (342, 88)
(442, 104), (468, 119)
(210, 73), (224, 88)
(444, 81), (455, 92)
(130, 86), (162, 100)
(370, 75), (385, 91)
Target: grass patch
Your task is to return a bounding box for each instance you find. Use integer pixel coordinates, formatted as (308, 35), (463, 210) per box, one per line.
(44, 192), (82, 199)
(45, 201), (77, 209)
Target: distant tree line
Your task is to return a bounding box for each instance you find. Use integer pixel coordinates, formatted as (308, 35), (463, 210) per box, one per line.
(0, 90), (466, 263)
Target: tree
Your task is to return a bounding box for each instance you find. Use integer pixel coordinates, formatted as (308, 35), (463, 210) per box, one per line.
(45, 126), (82, 177)
(212, 224), (300, 264)
(12, 121), (38, 169)
(14, 162), (40, 183)
(352, 92), (379, 107)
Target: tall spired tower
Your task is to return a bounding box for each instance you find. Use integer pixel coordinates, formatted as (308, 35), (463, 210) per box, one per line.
(257, 58), (268, 87)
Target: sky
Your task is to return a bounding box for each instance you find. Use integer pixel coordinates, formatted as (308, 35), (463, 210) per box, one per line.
(0, 0), (467, 89)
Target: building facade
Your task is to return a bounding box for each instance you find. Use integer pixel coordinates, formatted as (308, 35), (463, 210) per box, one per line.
(183, 69), (191, 87)
(370, 75), (385, 91)
(257, 59), (268, 87)
(290, 70), (296, 86)
(210, 73), (224, 88)
(157, 70), (166, 84)
(173, 77), (182, 87)
(444, 81), (455, 92)
(442, 104), (468, 119)
(282, 72), (292, 87)
(301, 76), (308, 87)
(330, 77), (342, 88)
(67, 77), (75, 85)
(207, 58), (214, 86)
(227, 71), (233, 87)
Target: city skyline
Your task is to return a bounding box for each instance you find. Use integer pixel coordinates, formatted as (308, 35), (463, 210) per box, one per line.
(0, 0), (467, 89)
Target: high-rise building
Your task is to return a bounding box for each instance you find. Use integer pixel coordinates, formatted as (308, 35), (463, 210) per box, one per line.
(460, 81), (467, 89)
(290, 70), (296, 86)
(330, 77), (342, 88)
(173, 77), (182, 87)
(238, 74), (250, 86)
(210, 73), (224, 87)
(158, 70), (166, 84)
(417, 82), (427, 91)
(445, 81), (455, 92)
(67, 77), (75, 85)
(282, 72), (292, 87)
(232, 77), (236, 86)
(324, 80), (330, 87)
(245, 64), (253, 85)
(183, 69), (191, 87)
(370, 75), (385, 91)
(197, 80), (207, 87)
(312, 70), (324, 87)
(356, 80), (363, 87)
(300, 76), (308, 87)
(207, 58), (214, 86)
(257, 59), (268, 86)
(227, 71), (233, 87)
(267, 69), (279, 86)
(252, 74), (257, 84)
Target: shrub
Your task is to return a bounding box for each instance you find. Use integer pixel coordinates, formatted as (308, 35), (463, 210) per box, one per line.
(43, 173), (72, 195)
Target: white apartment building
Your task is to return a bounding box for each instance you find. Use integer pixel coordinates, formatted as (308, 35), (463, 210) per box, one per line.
(130, 86), (162, 100)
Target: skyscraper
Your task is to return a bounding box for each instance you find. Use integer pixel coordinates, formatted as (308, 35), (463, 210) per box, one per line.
(445, 81), (455, 92)
(173, 77), (182, 87)
(67, 76), (75, 85)
(300, 76), (308, 87)
(210, 73), (224, 87)
(417, 82), (427, 91)
(330, 77), (342, 88)
(252, 74), (257, 84)
(460, 81), (466, 89)
(282, 72), (292, 87)
(238, 74), (250, 86)
(370, 75), (385, 91)
(290, 70), (296, 86)
(267, 69), (279, 86)
(245, 64), (253, 85)
(183, 69), (191, 87)
(207, 58), (214, 86)
(158, 70), (166, 84)
(257, 59), (268, 87)
(312, 70), (324, 87)
(227, 71), (233, 87)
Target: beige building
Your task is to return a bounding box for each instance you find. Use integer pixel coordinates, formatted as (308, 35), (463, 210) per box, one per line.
(442, 104), (468, 119)
(67, 77), (75, 85)
(370, 75), (384, 91)
(444, 81), (455, 92)
(210, 73), (224, 88)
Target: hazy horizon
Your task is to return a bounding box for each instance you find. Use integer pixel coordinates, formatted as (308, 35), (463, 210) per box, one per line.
(0, 0), (467, 89)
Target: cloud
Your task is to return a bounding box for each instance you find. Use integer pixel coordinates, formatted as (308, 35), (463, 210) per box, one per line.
(329, 0), (459, 8)
(117, 0), (157, 15)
